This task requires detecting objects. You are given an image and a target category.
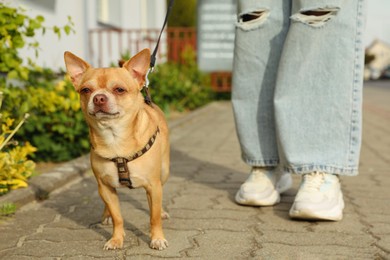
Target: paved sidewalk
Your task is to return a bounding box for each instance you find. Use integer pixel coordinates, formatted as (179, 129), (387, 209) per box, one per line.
(0, 81), (389, 259)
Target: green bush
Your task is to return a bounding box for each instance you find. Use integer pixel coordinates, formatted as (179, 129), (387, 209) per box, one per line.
(1, 72), (90, 162)
(0, 92), (36, 195)
(167, 0), (197, 27)
(0, 3), (74, 80)
(149, 47), (214, 113)
(0, 3), (86, 163)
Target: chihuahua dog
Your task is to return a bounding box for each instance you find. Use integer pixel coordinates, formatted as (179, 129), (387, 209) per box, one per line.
(64, 49), (170, 250)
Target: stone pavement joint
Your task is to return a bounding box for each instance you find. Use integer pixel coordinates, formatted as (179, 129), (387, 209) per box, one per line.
(0, 81), (390, 259)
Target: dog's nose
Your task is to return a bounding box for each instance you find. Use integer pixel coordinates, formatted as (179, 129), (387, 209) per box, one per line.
(93, 94), (108, 106)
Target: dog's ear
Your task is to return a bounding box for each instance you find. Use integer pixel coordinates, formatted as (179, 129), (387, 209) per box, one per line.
(122, 49), (151, 89)
(64, 51), (91, 87)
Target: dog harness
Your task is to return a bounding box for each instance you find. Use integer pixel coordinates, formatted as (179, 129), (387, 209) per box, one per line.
(94, 127), (160, 189)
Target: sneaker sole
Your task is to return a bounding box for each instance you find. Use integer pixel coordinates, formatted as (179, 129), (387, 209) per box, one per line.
(289, 195), (345, 221)
(235, 190), (280, 206)
(289, 208), (343, 221)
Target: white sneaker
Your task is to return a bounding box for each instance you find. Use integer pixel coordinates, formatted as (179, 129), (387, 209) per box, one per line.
(235, 167), (292, 206)
(289, 172), (344, 221)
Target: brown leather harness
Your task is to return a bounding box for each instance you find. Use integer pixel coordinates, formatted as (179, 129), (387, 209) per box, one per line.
(93, 127), (160, 189)
(110, 127), (159, 188)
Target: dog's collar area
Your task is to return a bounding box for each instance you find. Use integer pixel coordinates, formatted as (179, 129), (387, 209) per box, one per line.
(109, 127), (160, 189)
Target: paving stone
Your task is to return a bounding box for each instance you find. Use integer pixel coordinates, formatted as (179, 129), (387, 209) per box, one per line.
(376, 235), (390, 255)
(1, 240), (119, 258)
(253, 244), (377, 259)
(186, 229), (256, 258)
(125, 229), (199, 258)
(255, 231), (376, 248)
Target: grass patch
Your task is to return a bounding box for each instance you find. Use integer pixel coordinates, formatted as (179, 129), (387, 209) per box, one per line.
(0, 203), (16, 217)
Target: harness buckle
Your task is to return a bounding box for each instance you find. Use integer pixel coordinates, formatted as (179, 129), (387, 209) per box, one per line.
(112, 157), (133, 188)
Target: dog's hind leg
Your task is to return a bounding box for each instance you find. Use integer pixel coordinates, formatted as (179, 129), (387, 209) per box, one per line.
(160, 143), (170, 185)
(161, 210), (170, 220)
(101, 205), (112, 225)
(160, 146), (170, 220)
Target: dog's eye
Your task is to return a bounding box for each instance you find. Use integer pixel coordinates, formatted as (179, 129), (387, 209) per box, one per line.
(80, 87), (91, 94)
(114, 87), (126, 94)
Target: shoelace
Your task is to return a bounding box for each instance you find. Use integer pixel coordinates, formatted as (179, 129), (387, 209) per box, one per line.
(302, 172), (325, 191)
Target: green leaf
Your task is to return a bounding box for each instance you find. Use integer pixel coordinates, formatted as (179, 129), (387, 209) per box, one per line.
(53, 26), (61, 39)
(14, 14), (25, 26)
(29, 18), (42, 30)
(7, 70), (18, 79)
(36, 15), (44, 23)
(25, 28), (35, 37)
(12, 35), (25, 48)
(64, 25), (71, 35)
(19, 68), (29, 80)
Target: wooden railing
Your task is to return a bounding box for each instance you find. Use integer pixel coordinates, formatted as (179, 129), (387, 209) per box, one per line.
(211, 72), (232, 92)
(89, 28), (163, 67)
(166, 27), (197, 64)
(88, 27), (231, 92)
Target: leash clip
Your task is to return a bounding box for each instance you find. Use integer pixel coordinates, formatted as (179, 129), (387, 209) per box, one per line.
(143, 67), (154, 106)
(144, 67), (153, 89)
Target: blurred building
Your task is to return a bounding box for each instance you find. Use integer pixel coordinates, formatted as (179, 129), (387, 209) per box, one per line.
(10, 0), (167, 69)
(364, 39), (390, 80)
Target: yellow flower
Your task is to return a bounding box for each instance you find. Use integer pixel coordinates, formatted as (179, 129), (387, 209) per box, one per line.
(8, 179), (28, 189)
(24, 142), (37, 154)
(55, 80), (66, 91)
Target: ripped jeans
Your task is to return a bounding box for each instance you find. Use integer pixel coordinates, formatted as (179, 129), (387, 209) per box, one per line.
(231, 0), (366, 176)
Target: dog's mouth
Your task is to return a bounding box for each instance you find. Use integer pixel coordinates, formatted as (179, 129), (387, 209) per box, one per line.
(89, 110), (120, 118)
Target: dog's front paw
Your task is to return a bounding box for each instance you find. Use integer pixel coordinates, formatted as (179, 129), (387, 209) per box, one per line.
(150, 238), (168, 250)
(103, 237), (123, 250)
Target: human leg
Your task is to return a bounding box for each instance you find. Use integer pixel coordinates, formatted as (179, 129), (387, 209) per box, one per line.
(232, 0), (291, 167)
(274, 0), (366, 176)
(232, 0), (292, 206)
(273, 0), (366, 219)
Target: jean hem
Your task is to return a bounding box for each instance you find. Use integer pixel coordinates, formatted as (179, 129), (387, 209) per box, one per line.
(283, 164), (358, 176)
(242, 154), (279, 167)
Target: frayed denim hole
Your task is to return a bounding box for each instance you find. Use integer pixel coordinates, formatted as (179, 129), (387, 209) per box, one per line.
(290, 7), (339, 28)
(236, 9), (270, 31)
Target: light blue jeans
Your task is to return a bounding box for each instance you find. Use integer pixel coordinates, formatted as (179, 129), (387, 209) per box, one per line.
(232, 0), (366, 176)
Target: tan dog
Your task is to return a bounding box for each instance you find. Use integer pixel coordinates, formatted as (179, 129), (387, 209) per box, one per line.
(64, 49), (170, 250)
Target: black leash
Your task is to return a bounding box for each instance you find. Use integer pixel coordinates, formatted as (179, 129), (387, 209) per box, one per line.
(144, 0), (175, 105)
